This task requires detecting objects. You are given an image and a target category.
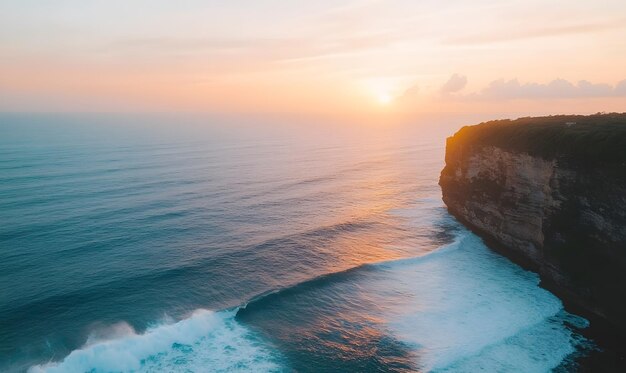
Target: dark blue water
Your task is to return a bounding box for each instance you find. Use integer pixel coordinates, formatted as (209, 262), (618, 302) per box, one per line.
(0, 114), (590, 372)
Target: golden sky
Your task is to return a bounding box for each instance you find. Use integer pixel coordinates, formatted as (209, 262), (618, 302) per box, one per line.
(1, 0), (626, 118)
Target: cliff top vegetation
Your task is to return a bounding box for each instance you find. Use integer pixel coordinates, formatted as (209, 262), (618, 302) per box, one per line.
(450, 113), (626, 164)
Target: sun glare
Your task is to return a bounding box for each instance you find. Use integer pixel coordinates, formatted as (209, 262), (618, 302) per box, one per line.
(377, 93), (393, 105)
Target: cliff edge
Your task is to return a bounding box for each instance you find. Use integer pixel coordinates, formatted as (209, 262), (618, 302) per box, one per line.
(439, 113), (626, 333)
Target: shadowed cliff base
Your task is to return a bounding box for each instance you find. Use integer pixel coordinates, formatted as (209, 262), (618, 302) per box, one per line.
(439, 113), (626, 371)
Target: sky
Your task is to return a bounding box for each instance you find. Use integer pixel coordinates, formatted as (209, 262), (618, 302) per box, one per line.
(1, 0), (626, 120)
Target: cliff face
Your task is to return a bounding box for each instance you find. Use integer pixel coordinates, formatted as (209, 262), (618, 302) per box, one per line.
(439, 114), (626, 332)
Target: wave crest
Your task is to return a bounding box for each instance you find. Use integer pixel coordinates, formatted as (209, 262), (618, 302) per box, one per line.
(29, 309), (281, 373)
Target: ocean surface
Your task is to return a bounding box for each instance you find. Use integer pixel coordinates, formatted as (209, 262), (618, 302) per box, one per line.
(0, 114), (591, 372)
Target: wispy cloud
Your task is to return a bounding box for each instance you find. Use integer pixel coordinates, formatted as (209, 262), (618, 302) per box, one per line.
(104, 33), (394, 64)
(444, 20), (626, 45)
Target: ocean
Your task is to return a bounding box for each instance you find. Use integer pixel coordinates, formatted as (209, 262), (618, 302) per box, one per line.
(0, 114), (590, 372)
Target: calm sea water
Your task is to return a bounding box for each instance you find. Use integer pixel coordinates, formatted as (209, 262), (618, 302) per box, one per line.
(0, 114), (590, 372)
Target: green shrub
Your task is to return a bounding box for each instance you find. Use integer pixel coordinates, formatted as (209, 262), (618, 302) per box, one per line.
(451, 113), (626, 164)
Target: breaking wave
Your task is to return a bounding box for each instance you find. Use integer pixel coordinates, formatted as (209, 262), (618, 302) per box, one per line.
(29, 310), (283, 373)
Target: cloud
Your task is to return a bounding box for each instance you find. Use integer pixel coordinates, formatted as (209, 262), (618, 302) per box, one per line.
(106, 33), (394, 63)
(615, 79), (626, 95)
(400, 83), (420, 99)
(440, 74), (467, 94)
(444, 20), (626, 45)
(473, 78), (625, 100)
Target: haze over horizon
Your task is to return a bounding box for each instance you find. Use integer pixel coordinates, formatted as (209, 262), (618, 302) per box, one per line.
(2, 1), (626, 122)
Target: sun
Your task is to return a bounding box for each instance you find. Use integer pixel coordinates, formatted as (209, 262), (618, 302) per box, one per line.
(377, 92), (393, 105)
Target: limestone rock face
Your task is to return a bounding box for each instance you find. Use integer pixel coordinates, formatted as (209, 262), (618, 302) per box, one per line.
(440, 128), (626, 332)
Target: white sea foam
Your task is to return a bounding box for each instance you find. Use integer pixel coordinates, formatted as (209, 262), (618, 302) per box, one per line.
(27, 232), (587, 373)
(29, 309), (282, 373)
(377, 232), (587, 372)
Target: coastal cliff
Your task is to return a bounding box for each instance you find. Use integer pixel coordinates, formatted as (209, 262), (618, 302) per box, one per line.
(439, 114), (626, 333)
